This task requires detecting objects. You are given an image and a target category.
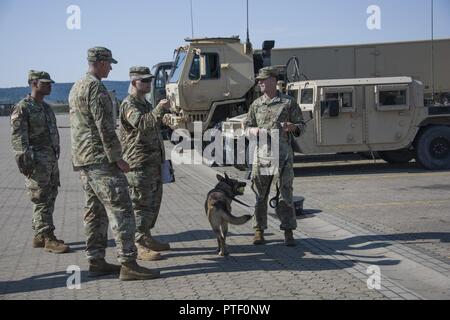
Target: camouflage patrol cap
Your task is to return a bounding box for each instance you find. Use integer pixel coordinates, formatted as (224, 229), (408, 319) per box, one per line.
(129, 66), (155, 81)
(255, 66), (279, 80)
(87, 47), (118, 64)
(28, 70), (55, 83)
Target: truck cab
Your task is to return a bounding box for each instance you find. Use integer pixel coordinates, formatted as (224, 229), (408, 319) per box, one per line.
(165, 37), (257, 132)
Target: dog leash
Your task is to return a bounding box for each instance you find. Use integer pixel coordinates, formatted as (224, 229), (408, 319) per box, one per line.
(231, 196), (254, 208)
(269, 152), (290, 209)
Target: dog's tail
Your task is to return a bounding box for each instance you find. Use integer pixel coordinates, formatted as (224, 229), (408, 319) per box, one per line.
(218, 209), (252, 226)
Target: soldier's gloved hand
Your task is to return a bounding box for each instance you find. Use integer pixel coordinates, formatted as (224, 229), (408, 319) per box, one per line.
(281, 122), (298, 133)
(116, 159), (131, 173)
(157, 99), (171, 111)
(15, 151), (34, 177)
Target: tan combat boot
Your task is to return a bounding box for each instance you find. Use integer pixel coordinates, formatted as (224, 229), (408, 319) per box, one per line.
(253, 230), (266, 245)
(136, 243), (162, 261)
(119, 261), (160, 281)
(44, 234), (70, 254)
(143, 235), (170, 252)
(284, 230), (296, 247)
(88, 258), (121, 278)
(32, 233), (64, 248)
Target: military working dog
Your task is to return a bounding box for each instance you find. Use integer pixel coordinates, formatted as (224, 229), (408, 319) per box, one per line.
(205, 173), (252, 256)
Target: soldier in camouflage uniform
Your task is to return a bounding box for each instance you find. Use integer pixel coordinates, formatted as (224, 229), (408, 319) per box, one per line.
(69, 47), (159, 281)
(245, 67), (306, 247)
(10, 70), (70, 254)
(120, 66), (171, 261)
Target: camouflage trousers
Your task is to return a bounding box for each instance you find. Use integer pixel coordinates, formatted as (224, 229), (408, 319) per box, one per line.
(25, 152), (59, 236)
(251, 152), (297, 231)
(126, 165), (163, 242)
(79, 163), (137, 263)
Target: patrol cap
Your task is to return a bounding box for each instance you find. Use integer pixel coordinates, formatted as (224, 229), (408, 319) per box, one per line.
(129, 66), (155, 81)
(28, 70), (55, 83)
(87, 47), (118, 64)
(255, 66), (279, 81)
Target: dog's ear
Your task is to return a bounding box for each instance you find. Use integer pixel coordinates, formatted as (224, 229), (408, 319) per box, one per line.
(224, 172), (230, 181)
(216, 174), (225, 182)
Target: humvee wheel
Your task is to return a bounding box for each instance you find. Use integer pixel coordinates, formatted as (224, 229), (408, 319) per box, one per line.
(415, 126), (450, 170)
(378, 149), (414, 164)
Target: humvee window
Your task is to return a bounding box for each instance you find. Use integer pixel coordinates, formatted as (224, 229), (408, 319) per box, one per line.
(325, 92), (353, 109)
(379, 90), (407, 106)
(301, 88), (314, 104)
(189, 53), (220, 80)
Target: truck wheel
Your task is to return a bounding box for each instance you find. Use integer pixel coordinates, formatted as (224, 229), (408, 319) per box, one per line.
(415, 126), (450, 170)
(378, 149), (414, 164)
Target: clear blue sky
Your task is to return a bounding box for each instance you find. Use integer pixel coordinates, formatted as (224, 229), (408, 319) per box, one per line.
(0, 0), (449, 88)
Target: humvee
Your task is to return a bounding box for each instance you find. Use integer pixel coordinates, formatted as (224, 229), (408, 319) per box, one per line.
(222, 76), (450, 170)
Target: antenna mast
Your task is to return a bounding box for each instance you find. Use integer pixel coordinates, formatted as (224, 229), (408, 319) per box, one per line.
(246, 0), (250, 44)
(431, 0), (435, 104)
(190, 0), (194, 38)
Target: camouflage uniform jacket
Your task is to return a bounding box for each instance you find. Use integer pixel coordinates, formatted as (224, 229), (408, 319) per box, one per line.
(119, 94), (166, 169)
(69, 73), (122, 168)
(245, 92), (306, 158)
(11, 95), (60, 162)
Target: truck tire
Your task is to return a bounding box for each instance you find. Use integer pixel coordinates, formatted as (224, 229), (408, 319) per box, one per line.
(378, 149), (414, 164)
(415, 126), (450, 170)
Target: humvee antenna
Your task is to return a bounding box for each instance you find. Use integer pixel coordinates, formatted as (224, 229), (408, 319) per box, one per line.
(190, 0), (194, 38)
(246, 0), (250, 44)
(431, 0), (435, 103)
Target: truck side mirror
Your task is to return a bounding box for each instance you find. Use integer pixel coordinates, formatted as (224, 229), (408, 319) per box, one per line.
(200, 55), (207, 77)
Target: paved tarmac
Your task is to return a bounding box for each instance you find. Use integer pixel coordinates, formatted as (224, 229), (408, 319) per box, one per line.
(0, 115), (449, 300)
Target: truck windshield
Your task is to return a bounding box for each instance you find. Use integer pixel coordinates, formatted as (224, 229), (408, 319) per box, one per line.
(168, 51), (187, 83)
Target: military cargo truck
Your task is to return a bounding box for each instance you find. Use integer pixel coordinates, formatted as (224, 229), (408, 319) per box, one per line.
(269, 38), (450, 105)
(164, 36), (274, 133)
(222, 76), (450, 170)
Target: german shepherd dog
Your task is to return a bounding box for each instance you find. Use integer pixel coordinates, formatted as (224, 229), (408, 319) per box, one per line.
(205, 173), (252, 256)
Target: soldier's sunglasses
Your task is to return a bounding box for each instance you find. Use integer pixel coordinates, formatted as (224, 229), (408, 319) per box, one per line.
(139, 78), (152, 83)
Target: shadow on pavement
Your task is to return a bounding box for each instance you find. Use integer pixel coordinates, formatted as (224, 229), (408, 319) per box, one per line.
(0, 271), (116, 296)
(1, 232), (448, 294)
(159, 231), (450, 278)
(293, 161), (449, 178)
